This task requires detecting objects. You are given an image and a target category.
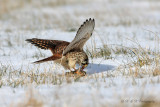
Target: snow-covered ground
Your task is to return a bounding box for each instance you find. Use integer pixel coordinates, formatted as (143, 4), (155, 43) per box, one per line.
(0, 0), (160, 106)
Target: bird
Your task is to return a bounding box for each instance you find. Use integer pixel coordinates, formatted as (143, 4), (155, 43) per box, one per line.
(26, 18), (95, 75)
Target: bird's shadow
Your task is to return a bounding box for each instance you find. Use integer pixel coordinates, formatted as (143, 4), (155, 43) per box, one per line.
(85, 63), (115, 75)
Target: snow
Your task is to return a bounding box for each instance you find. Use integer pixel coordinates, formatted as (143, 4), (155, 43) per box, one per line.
(0, 0), (160, 106)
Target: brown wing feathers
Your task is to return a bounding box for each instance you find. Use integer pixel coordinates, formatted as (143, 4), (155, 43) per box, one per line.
(26, 38), (69, 54)
(26, 38), (58, 50)
(26, 38), (68, 63)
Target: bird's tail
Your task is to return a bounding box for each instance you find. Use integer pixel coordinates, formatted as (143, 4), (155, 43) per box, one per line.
(33, 54), (61, 64)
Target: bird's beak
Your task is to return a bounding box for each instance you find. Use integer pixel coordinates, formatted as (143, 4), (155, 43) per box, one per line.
(81, 63), (88, 70)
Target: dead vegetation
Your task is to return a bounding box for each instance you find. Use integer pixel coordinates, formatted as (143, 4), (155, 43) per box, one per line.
(0, 0), (160, 107)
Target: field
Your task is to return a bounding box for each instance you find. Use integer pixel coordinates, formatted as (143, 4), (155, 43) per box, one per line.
(0, 0), (160, 106)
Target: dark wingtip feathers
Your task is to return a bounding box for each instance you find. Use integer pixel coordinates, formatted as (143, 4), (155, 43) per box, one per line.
(86, 18), (95, 28)
(25, 38), (35, 41)
(25, 38), (49, 50)
(25, 39), (32, 42)
(25, 38), (37, 44)
(84, 18), (95, 26)
(86, 18), (94, 22)
(76, 18), (95, 35)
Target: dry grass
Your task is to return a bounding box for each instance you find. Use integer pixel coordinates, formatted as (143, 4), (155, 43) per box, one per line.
(1, 34), (160, 88)
(0, 0), (160, 106)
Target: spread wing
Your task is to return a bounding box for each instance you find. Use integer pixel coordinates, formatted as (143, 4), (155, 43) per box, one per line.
(63, 18), (95, 55)
(26, 38), (69, 54)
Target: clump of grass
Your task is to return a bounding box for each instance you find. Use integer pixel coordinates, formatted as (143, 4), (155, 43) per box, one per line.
(86, 29), (160, 78)
(117, 31), (160, 77)
(86, 45), (112, 59)
(153, 67), (160, 76)
(0, 63), (91, 87)
(86, 44), (137, 60)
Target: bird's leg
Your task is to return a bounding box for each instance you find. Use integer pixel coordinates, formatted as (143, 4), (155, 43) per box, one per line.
(66, 64), (86, 76)
(70, 65), (81, 74)
(78, 66), (81, 72)
(81, 63), (88, 71)
(72, 65), (78, 74)
(73, 64), (76, 71)
(70, 64), (86, 76)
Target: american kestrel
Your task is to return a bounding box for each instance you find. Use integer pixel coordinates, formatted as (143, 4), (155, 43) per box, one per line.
(26, 18), (95, 75)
